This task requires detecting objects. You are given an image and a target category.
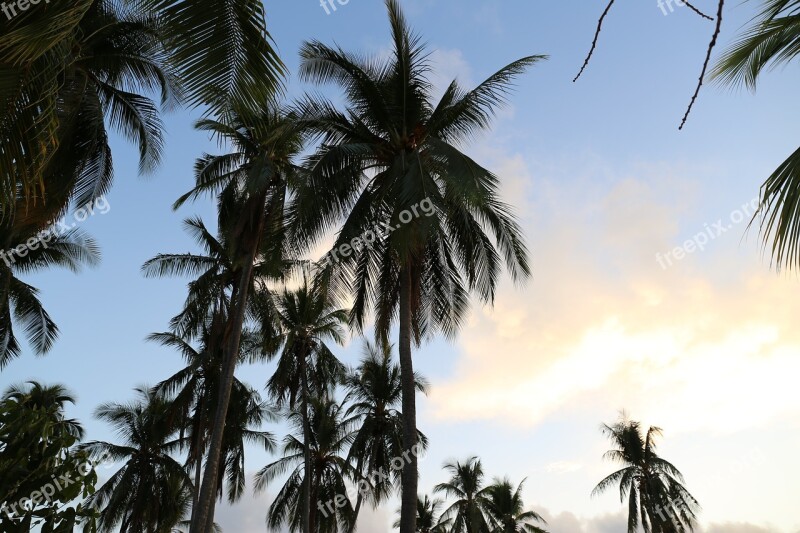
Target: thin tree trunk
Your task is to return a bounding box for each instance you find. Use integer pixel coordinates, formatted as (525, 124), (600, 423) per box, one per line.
(398, 267), (418, 533)
(190, 218), (263, 533)
(348, 455), (365, 533)
(300, 349), (312, 533)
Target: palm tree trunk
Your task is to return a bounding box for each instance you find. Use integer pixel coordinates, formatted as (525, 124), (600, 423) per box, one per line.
(348, 455), (365, 533)
(300, 349), (312, 533)
(398, 267), (418, 533)
(190, 230), (262, 533)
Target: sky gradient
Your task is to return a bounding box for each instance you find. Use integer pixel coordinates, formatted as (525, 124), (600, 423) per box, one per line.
(3, 1), (800, 532)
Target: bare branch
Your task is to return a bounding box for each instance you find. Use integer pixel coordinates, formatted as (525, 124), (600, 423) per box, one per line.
(679, 0), (725, 129)
(684, 0), (714, 21)
(573, 0), (617, 83)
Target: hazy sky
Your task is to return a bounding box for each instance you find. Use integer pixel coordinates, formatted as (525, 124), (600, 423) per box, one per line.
(4, 1), (800, 532)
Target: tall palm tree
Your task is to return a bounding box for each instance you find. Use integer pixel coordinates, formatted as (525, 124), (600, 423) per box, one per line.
(265, 279), (349, 533)
(392, 495), (451, 533)
(1, 0), (176, 226)
(592, 415), (699, 533)
(164, 100), (304, 533)
(293, 3), (541, 529)
(483, 478), (548, 533)
(711, 0), (800, 269)
(255, 398), (359, 533)
(435, 457), (491, 533)
(0, 227), (100, 368)
(344, 341), (428, 530)
(80, 386), (193, 533)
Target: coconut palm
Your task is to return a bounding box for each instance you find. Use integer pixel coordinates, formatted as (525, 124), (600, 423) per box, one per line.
(80, 386), (193, 533)
(293, 3), (540, 529)
(265, 279), (349, 533)
(344, 341), (428, 530)
(1, 0), (284, 218)
(711, 0), (800, 269)
(483, 478), (548, 533)
(592, 415), (699, 533)
(168, 100), (304, 533)
(392, 495), (451, 533)
(435, 457), (491, 533)
(0, 227), (100, 368)
(150, 327), (276, 508)
(255, 398), (359, 533)
(1, 0), (176, 227)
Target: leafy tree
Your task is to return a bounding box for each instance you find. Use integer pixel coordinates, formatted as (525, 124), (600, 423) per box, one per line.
(435, 457), (491, 533)
(344, 341), (427, 530)
(255, 398), (359, 533)
(0, 382), (99, 532)
(80, 386), (193, 532)
(0, 227), (99, 367)
(483, 478), (548, 533)
(592, 415), (699, 533)
(293, 2), (539, 529)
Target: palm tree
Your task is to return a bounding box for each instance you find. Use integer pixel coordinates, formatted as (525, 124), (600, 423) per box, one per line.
(711, 0), (800, 269)
(150, 328), (276, 508)
(392, 495), (451, 533)
(483, 478), (548, 533)
(344, 341), (428, 530)
(293, 3), (541, 529)
(162, 100), (304, 533)
(1, 0), (284, 217)
(0, 227), (100, 368)
(1, 0), (176, 227)
(80, 386), (193, 532)
(265, 279), (349, 533)
(255, 398), (359, 533)
(592, 415), (699, 533)
(435, 457), (491, 533)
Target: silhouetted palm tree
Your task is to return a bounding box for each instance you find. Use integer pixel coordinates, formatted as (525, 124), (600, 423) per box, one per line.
(0, 228), (99, 367)
(344, 341), (428, 529)
(255, 398), (358, 533)
(266, 279), (348, 532)
(592, 415), (699, 533)
(392, 495), (451, 533)
(435, 457), (490, 533)
(80, 386), (193, 532)
(483, 478), (548, 533)
(293, 3), (540, 529)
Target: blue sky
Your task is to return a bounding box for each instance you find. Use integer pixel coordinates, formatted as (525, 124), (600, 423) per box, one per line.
(3, 1), (800, 532)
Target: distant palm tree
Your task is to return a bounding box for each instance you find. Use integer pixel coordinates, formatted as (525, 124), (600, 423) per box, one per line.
(435, 457), (491, 533)
(592, 415), (699, 533)
(294, 2), (541, 529)
(255, 398), (358, 533)
(151, 328), (276, 507)
(344, 341), (428, 529)
(711, 0), (800, 269)
(483, 478), (548, 533)
(0, 228), (99, 368)
(80, 386), (193, 532)
(266, 279), (349, 533)
(392, 495), (451, 533)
